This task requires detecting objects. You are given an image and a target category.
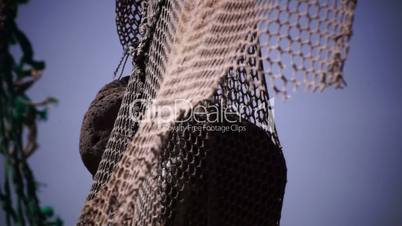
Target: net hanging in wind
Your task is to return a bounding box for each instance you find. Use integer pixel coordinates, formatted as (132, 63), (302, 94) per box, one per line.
(78, 0), (356, 225)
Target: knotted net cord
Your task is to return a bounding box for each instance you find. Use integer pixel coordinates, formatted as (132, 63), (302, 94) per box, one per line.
(78, 0), (356, 225)
(0, 1), (62, 225)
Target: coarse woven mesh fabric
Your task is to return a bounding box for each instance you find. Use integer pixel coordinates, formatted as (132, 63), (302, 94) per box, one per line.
(78, 0), (356, 225)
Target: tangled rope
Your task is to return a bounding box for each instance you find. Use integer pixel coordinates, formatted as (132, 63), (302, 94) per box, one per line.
(0, 0), (62, 225)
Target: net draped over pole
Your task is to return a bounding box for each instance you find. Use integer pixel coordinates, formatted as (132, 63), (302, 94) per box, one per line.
(78, 0), (356, 225)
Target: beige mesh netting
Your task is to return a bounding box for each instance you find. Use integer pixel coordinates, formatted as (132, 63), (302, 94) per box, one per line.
(78, 0), (356, 225)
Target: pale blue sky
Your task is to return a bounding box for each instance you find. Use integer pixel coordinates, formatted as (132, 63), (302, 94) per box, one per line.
(1, 1), (401, 226)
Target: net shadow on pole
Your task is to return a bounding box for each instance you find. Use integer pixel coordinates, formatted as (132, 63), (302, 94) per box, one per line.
(78, 0), (356, 225)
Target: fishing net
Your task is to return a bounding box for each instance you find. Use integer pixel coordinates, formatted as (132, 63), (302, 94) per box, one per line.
(78, 0), (356, 225)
